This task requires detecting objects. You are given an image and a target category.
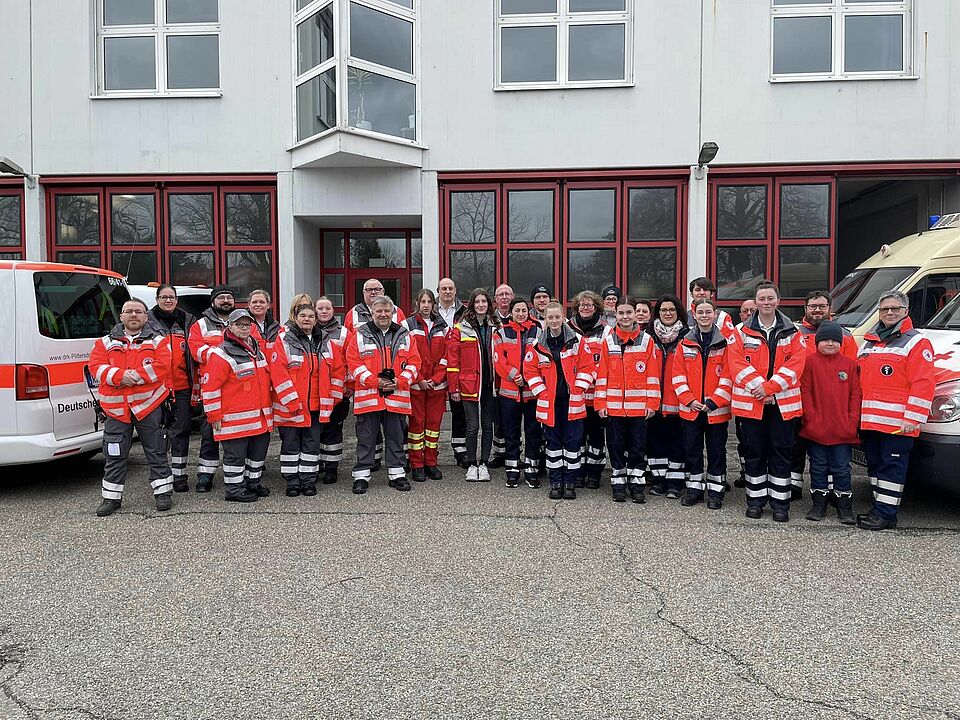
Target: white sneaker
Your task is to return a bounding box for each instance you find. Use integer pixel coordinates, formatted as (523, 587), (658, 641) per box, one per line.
(478, 464), (490, 482)
(466, 465), (479, 481)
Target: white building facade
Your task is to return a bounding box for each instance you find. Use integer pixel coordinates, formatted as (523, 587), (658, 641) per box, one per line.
(2, 0), (959, 318)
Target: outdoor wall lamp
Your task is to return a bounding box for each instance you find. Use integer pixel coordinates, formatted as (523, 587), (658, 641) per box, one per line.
(0, 156), (36, 189)
(694, 142), (719, 180)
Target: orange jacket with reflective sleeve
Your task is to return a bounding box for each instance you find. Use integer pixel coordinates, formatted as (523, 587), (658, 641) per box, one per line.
(346, 321), (421, 415)
(522, 325), (592, 427)
(90, 324), (171, 423)
(594, 325), (661, 417)
(493, 319), (539, 402)
(273, 322), (336, 427)
(672, 326), (733, 424)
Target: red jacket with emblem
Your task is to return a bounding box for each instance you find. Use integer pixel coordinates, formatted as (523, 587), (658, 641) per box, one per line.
(799, 352), (861, 445)
(594, 325), (661, 417)
(274, 322), (336, 427)
(404, 314), (449, 391)
(446, 319), (496, 402)
(493, 319), (539, 402)
(569, 313), (607, 407)
(346, 321), (421, 415)
(522, 325), (592, 427)
(672, 326), (733, 423)
(857, 318), (935, 437)
(147, 308), (196, 392)
(200, 333), (300, 441)
(90, 324), (171, 423)
(650, 324), (689, 416)
(728, 311), (806, 420)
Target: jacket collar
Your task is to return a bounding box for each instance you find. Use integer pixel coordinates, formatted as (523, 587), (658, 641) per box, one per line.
(746, 310), (796, 338)
(864, 316), (914, 343)
(109, 323), (160, 341)
(682, 324), (727, 350)
(536, 323), (578, 349)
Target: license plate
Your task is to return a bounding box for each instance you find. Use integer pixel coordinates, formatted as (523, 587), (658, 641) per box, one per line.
(852, 446), (867, 467)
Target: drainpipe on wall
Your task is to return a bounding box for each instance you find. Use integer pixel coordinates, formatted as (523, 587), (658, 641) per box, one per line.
(687, 164), (709, 303)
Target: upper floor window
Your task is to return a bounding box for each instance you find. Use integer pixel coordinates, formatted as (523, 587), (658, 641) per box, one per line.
(496, 0), (633, 90)
(294, 0), (418, 144)
(770, 0), (913, 81)
(0, 187), (25, 260)
(96, 0), (220, 96)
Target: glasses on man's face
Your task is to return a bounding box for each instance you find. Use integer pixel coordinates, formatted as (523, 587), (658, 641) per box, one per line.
(364, 287), (383, 294)
(879, 306), (906, 314)
(233, 322), (252, 329)
(122, 310), (146, 315)
(806, 303), (829, 310)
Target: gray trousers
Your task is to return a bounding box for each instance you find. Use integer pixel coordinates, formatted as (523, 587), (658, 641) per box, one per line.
(221, 432), (271, 498)
(279, 412), (322, 490)
(353, 410), (407, 482)
(197, 414), (221, 479)
(101, 407), (172, 500)
(169, 389), (192, 483)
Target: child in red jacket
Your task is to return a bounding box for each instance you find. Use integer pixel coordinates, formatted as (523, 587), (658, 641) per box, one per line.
(799, 321), (862, 525)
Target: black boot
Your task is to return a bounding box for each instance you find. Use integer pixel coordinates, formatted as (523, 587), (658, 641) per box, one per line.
(352, 479), (368, 495)
(96, 499), (121, 517)
(563, 483), (576, 500)
(195, 474), (213, 493)
(630, 485), (646, 504)
(612, 487), (626, 503)
(155, 493), (172, 512)
(549, 485), (563, 500)
(487, 455), (505, 469)
(585, 477), (600, 490)
(857, 509), (897, 531)
(791, 485), (803, 501)
(424, 465), (443, 480)
(322, 463), (338, 484)
(172, 479), (189, 493)
(302, 484), (317, 497)
(836, 495), (856, 525)
(412, 468), (426, 482)
(805, 492), (830, 521)
(680, 491), (703, 507)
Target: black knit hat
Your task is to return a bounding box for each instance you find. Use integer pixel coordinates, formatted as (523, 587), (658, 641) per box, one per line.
(815, 321), (843, 345)
(601, 285), (622, 301)
(530, 284), (551, 301)
(210, 285), (234, 303)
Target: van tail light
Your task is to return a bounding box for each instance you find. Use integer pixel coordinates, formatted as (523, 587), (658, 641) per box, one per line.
(16, 364), (50, 401)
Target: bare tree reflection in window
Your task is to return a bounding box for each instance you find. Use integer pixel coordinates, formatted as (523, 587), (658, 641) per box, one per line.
(349, 234), (405, 268)
(0, 196), (20, 246)
(450, 192), (496, 244)
(227, 250), (271, 297)
(628, 188), (675, 241)
(780, 184), (830, 239)
(56, 195), (100, 245)
(628, 247), (676, 297)
(718, 186), (767, 240)
(509, 191), (552, 243)
(226, 193), (271, 245)
(568, 249), (615, 296)
(169, 194), (215, 245)
(450, 250), (495, 300)
(716, 247), (767, 300)
(112, 195), (156, 246)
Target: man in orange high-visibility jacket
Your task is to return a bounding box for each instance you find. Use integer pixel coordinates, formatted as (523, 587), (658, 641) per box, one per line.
(346, 295), (421, 495)
(856, 291), (936, 530)
(89, 298), (173, 517)
(595, 297), (661, 505)
(728, 282), (806, 523)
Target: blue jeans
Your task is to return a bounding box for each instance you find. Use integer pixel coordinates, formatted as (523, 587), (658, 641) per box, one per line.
(806, 442), (852, 495)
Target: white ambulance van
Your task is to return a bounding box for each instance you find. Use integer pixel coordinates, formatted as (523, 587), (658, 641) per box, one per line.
(832, 213), (960, 342)
(0, 261), (129, 465)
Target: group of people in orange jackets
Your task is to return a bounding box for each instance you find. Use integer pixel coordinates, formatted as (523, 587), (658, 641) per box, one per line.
(89, 273), (935, 531)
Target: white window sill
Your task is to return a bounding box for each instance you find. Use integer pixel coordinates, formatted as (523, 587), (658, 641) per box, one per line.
(494, 80), (634, 91)
(769, 74), (918, 83)
(89, 91), (223, 99)
(289, 127), (425, 169)
(288, 125), (424, 153)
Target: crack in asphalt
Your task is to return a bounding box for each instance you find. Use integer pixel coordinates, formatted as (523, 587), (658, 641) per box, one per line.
(320, 575), (364, 591)
(547, 503), (960, 720)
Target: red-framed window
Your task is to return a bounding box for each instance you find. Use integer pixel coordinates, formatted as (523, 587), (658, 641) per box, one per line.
(709, 175), (835, 319)
(0, 182), (26, 260)
(440, 174), (687, 305)
(44, 178), (278, 301)
(318, 228), (422, 318)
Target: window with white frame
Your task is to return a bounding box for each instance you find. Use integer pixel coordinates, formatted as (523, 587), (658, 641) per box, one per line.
(496, 0), (633, 89)
(96, 0), (220, 95)
(770, 0), (913, 81)
(294, 0), (418, 144)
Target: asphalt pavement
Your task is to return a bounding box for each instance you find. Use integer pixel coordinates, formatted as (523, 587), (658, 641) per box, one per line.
(1, 419), (958, 720)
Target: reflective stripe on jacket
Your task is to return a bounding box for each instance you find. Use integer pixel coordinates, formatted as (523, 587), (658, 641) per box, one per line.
(344, 303), (406, 331)
(568, 317), (607, 405)
(446, 319), (495, 402)
(522, 325), (592, 426)
(493, 320), (538, 402)
(650, 325), (689, 415)
(857, 318), (935, 437)
(90, 324), (171, 423)
(404, 314), (450, 391)
(728, 311), (806, 420)
(673, 327), (733, 424)
(594, 325), (661, 417)
(346, 321), (421, 415)
(274, 322), (336, 427)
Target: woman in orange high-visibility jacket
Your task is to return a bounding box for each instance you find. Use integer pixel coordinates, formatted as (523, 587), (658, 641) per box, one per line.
(855, 291), (935, 530)
(275, 302), (338, 497)
(447, 289), (499, 482)
(523, 302), (592, 500)
(404, 289), (450, 483)
(202, 309), (301, 503)
(646, 294), (690, 499)
(493, 297), (541, 489)
(673, 299), (734, 509)
(727, 282), (805, 522)
(569, 290), (609, 489)
(595, 296), (661, 505)
(345, 295), (422, 494)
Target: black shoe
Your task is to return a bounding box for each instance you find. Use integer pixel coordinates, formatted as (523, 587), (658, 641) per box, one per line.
(525, 476), (541, 489)
(706, 498), (723, 510)
(630, 486), (646, 504)
(424, 466), (443, 480)
(836, 495), (856, 526)
(458, 457), (471, 470)
(412, 468), (426, 483)
(286, 487), (301, 497)
(322, 471), (338, 485)
(303, 485), (317, 496)
(734, 477), (746, 489)
(585, 478), (600, 490)
(549, 486), (563, 500)
(352, 479), (368, 495)
(612, 489), (626, 503)
(857, 510), (897, 531)
(394, 478), (411, 492)
(226, 490), (258, 503)
(505, 476), (519, 489)
(805, 493), (830, 522)
(680, 492), (703, 507)
(248, 484), (270, 498)
(195, 475), (213, 493)
(563, 485), (576, 500)
(665, 489), (681, 500)
(372, 460), (382, 472)
(454, 452), (467, 468)
(791, 487), (803, 501)
(172, 479), (189, 493)
(96, 499), (121, 517)
(745, 506), (762, 519)
(574, 477), (585, 488)
(155, 493), (172, 512)
(648, 484), (667, 497)
(772, 511), (789, 523)
(487, 455), (505, 469)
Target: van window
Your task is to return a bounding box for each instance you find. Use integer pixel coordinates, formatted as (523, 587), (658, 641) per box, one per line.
(831, 266), (917, 328)
(906, 274), (960, 328)
(34, 272), (128, 339)
(176, 294), (212, 319)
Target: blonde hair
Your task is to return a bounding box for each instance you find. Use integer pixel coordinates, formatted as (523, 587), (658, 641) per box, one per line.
(287, 293), (315, 322)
